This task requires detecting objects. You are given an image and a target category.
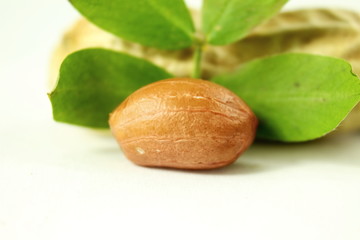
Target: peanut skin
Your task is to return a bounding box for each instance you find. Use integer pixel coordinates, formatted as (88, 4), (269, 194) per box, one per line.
(109, 78), (258, 170)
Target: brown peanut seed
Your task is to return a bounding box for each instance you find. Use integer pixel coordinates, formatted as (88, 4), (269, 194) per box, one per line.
(109, 78), (258, 170)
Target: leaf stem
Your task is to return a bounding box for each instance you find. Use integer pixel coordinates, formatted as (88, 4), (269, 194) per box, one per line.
(191, 43), (203, 79)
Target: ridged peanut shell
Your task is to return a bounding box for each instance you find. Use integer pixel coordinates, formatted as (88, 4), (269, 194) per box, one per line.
(109, 78), (258, 170)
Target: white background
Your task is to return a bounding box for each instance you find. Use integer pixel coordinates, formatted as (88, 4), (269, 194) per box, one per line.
(1, 1), (360, 239)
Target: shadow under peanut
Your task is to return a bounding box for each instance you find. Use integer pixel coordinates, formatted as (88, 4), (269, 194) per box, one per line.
(99, 129), (360, 176)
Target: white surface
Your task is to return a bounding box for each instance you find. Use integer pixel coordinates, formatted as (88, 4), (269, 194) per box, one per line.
(1, 1), (360, 240)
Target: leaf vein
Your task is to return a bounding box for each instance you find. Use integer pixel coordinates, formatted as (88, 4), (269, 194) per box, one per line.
(148, 0), (193, 39)
(205, 0), (232, 41)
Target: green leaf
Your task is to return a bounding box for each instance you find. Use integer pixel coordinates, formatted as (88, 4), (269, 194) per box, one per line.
(202, 0), (288, 45)
(213, 53), (360, 142)
(49, 48), (172, 128)
(69, 0), (195, 50)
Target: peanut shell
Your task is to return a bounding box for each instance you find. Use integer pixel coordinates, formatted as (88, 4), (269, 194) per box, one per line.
(50, 8), (360, 132)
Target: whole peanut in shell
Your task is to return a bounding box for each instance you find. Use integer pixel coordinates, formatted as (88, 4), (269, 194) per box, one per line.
(51, 9), (360, 132)
(109, 78), (258, 170)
